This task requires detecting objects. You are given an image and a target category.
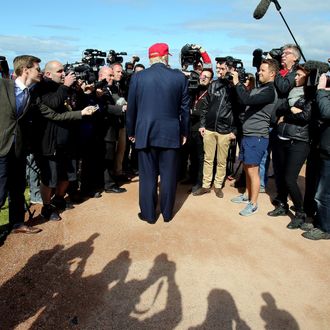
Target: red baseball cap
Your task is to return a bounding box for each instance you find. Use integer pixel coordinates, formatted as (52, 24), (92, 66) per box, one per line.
(148, 43), (172, 58)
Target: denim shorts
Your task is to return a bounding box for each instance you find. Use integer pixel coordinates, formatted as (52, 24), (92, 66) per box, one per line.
(239, 136), (269, 165)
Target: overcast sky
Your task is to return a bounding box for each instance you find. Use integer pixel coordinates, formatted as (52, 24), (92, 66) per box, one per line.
(1, 0), (329, 73)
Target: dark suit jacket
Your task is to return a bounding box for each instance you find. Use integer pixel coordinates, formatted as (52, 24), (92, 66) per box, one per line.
(0, 78), (83, 158)
(126, 63), (190, 149)
(0, 78), (33, 158)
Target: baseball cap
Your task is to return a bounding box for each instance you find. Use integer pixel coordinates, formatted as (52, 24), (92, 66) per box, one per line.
(148, 43), (172, 58)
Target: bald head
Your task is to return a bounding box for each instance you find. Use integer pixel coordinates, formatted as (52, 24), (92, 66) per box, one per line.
(98, 66), (114, 84)
(44, 60), (65, 84)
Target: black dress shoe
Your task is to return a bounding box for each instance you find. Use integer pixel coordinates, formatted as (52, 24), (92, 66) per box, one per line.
(267, 204), (289, 217)
(138, 213), (156, 224)
(104, 186), (127, 193)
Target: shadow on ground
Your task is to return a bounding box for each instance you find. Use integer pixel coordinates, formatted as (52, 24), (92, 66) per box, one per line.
(0, 234), (299, 329)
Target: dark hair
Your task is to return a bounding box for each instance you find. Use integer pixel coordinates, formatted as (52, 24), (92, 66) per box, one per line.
(202, 68), (214, 79)
(134, 63), (145, 71)
(261, 59), (279, 74)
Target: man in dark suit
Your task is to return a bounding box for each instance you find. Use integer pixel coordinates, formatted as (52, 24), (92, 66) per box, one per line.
(127, 43), (190, 223)
(0, 55), (43, 234)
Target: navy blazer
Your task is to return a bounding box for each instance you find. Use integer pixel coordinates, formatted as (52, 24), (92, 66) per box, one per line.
(126, 63), (190, 149)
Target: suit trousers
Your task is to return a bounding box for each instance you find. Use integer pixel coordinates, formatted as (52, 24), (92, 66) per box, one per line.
(0, 145), (26, 227)
(138, 147), (179, 221)
(202, 130), (231, 189)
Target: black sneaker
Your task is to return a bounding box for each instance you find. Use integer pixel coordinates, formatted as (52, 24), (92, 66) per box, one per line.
(267, 204), (288, 217)
(41, 205), (61, 221)
(287, 211), (307, 229)
(52, 197), (75, 211)
(302, 228), (330, 240)
(287, 218), (303, 229)
(300, 222), (314, 231)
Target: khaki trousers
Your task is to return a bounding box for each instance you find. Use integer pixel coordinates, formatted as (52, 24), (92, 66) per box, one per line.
(202, 129), (231, 189)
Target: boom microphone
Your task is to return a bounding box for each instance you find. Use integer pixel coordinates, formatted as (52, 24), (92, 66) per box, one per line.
(304, 60), (330, 74)
(253, 0), (272, 20)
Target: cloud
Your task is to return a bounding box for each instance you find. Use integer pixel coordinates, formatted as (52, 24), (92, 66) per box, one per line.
(0, 35), (82, 66)
(33, 24), (80, 31)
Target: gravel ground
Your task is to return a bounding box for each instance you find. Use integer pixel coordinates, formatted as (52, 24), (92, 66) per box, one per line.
(0, 173), (330, 330)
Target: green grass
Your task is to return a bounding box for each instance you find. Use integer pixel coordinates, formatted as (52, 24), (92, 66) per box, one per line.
(0, 202), (9, 226)
(0, 188), (31, 226)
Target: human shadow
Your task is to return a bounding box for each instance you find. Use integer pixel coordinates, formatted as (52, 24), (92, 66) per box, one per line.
(0, 241), (182, 329)
(82, 252), (182, 329)
(0, 233), (99, 329)
(260, 292), (300, 330)
(189, 289), (251, 330)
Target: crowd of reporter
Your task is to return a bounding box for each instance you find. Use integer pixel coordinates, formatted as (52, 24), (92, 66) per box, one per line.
(0, 42), (329, 241)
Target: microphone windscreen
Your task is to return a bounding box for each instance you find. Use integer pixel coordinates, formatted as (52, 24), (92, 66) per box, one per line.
(304, 60), (330, 74)
(253, 0), (272, 20)
(253, 48), (263, 57)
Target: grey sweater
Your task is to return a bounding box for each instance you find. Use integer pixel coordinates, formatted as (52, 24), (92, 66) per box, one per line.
(235, 82), (277, 137)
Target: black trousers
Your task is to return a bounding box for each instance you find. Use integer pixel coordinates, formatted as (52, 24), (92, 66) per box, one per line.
(0, 145), (26, 227)
(272, 138), (310, 212)
(138, 147), (179, 221)
(103, 141), (117, 190)
(188, 130), (204, 187)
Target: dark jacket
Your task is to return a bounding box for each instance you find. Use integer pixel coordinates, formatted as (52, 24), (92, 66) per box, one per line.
(274, 70), (296, 98)
(277, 97), (312, 142)
(316, 89), (330, 158)
(190, 85), (208, 132)
(126, 63), (190, 149)
(36, 78), (82, 156)
(200, 79), (237, 135)
(0, 78), (31, 158)
(98, 85), (125, 142)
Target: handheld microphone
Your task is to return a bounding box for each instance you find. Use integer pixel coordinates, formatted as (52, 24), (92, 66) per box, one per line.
(253, 0), (272, 20)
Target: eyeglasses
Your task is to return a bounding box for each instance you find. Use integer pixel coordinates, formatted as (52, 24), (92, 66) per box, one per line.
(282, 51), (293, 56)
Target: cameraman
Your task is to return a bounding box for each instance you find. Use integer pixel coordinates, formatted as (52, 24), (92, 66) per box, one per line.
(191, 44), (212, 73)
(302, 74), (330, 240)
(274, 44), (301, 96)
(193, 58), (237, 198)
(184, 68), (214, 193)
(270, 44), (302, 206)
(110, 62), (130, 182)
(95, 66), (127, 194)
(36, 60), (96, 221)
(231, 59), (278, 217)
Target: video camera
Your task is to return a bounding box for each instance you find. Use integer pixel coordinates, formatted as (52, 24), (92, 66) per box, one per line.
(64, 48), (108, 85)
(82, 49), (106, 68)
(252, 47), (282, 70)
(180, 44), (203, 91)
(0, 56), (10, 78)
(216, 56), (248, 83)
(64, 61), (98, 84)
(180, 44), (202, 68)
(107, 50), (127, 65)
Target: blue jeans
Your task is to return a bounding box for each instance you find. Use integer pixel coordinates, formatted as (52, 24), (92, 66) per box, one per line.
(315, 158), (330, 233)
(26, 153), (41, 202)
(259, 149), (270, 189)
